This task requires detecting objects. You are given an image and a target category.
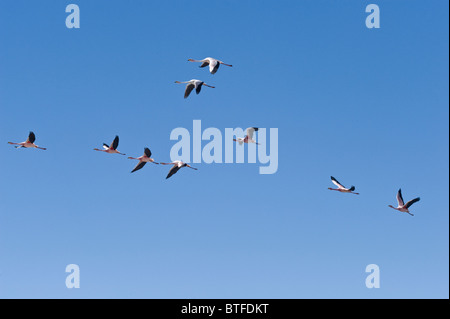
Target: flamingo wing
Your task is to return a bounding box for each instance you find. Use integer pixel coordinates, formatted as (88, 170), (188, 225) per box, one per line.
(144, 147), (152, 158)
(331, 176), (345, 189)
(210, 60), (220, 74)
(131, 161), (147, 173)
(195, 82), (204, 95)
(246, 127), (258, 140)
(397, 189), (405, 207)
(200, 61), (209, 68)
(166, 165), (181, 179)
(405, 197), (420, 209)
(110, 136), (119, 150)
(185, 83), (195, 98)
(27, 131), (36, 144)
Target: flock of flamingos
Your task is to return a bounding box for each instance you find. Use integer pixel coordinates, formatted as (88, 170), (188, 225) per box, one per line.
(7, 56), (421, 216)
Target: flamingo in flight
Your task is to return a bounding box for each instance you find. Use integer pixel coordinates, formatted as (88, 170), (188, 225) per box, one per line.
(188, 57), (233, 74)
(128, 147), (159, 173)
(8, 131), (46, 150)
(175, 80), (215, 99)
(328, 176), (359, 195)
(160, 160), (198, 179)
(233, 127), (260, 145)
(94, 135), (126, 155)
(389, 189), (420, 216)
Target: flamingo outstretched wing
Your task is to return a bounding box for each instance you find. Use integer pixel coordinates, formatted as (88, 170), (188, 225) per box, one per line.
(185, 83), (195, 98)
(210, 60), (220, 74)
(331, 176), (345, 189)
(111, 136), (119, 150)
(131, 161), (147, 173)
(405, 197), (420, 209)
(27, 132), (36, 144)
(397, 189), (405, 207)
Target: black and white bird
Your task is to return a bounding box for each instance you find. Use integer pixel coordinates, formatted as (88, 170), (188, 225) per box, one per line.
(328, 176), (359, 195)
(187, 57), (233, 74)
(8, 131), (46, 150)
(233, 127), (260, 145)
(160, 160), (198, 179)
(174, 80), (215, 99)
(388, 189), (420, 216)
(128, 148), (159, 173)
(94, 136), (126, 155)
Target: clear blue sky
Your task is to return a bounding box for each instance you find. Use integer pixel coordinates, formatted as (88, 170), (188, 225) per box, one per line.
(0, 0), (448, 298)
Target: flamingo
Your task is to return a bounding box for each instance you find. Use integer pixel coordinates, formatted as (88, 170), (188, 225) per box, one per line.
(160, 160), (198, 179)
(389, 189), (420, 216)
(174, 80), (215, 99)
(93, 135), (126, 155)
(128, 147), (159, 173)
(8, 131), (46, 150)
(187, 57), (233, 74)
(328, 176), (359, 195)
(233, 127), (260, 145)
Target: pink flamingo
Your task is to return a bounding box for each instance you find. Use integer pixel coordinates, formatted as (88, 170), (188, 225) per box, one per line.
(389, 189), (420, 216)
(188, 57), (233, 74)
(160, 160), (198, 179)
(175, 79), (215, 99)
(8, 132), (46, 150)
(328, 176), (359, 195)
(128, 148), (159, 173)
(233, 127), (260, 145)
(94, 135), (126, 155)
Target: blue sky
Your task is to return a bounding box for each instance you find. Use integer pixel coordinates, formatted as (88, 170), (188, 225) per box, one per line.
(0, 0), (448, 298)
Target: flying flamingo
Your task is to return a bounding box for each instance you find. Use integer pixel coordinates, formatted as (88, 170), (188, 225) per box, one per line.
(328, 176), (359, 195)
(8, 131), (46, 150)
(389, 189), (420, 216)
(94, 135), (126, 155)
(233, 127), (260, 145)
(187, 57), (233, 74)
(160, 160), (198, 179)
(174, 80), (215, 99)
(128, 147), (159, 173)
